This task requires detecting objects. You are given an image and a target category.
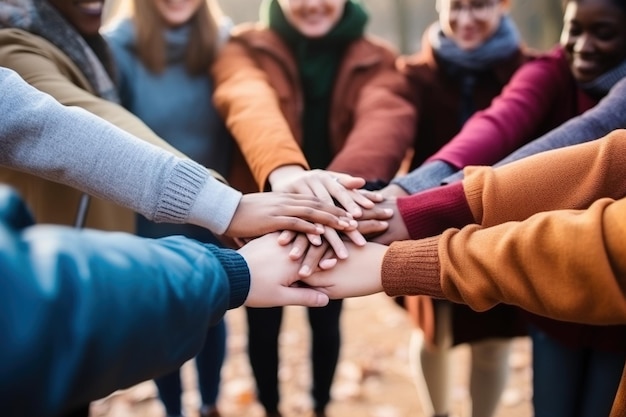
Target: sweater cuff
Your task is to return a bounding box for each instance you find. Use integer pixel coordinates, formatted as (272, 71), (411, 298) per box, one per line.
(208, 247), (250, 309)
(153, 159), (210, 224)
(188, 175), (242, 235)
(381, 237), (445, 298)
(397, 181), (475, 239)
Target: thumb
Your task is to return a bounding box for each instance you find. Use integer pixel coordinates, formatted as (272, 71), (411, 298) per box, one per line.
(283, 288), (330, 307)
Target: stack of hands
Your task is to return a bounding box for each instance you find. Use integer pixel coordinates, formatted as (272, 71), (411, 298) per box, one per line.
(226, 168), (412, 309)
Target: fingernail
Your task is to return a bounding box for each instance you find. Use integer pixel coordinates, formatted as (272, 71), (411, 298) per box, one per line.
(317, 293), (329, 307)
(316, 225), (324, 233)
(379, 221), (389, 228)
(299, 265), (310, 276)
(337, 248), (348, 259)
(384, 208), (394, 216)
(290, 247), (300, 257)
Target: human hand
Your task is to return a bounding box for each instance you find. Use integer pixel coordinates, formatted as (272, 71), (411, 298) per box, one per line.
(225, 192), (355, 239)
(357, 197), (410, 244)
(277, 232), (338, 277)
(277, 192), (395, 275)
(299, 242), (388, 299)
(237, 233), (330, 308)
(269, 166), (379, 217)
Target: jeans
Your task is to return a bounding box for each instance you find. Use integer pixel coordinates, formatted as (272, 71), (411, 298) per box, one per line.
(531, 325), (626, 417)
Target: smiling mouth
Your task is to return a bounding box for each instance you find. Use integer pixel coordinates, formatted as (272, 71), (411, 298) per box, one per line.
(573, 58), (600, 73)
(74, 0), (104, 16)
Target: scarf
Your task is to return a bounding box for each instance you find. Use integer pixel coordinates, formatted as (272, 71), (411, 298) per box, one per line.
(429, 14), (521, 72)
(260, 0), (367, 169)
(0, 0), (119, 102)
(429, 14), (520, 125)
(579, 58), (626, 98)
(261, 0), (367, 96)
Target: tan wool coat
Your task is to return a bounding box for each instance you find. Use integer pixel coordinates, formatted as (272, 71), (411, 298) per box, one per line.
(0, 28), (188, 232)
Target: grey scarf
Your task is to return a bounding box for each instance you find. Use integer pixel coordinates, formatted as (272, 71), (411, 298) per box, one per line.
(429, 14), (521, 72)
(0, 0), (119, 102)
(579, 58), (626, 98)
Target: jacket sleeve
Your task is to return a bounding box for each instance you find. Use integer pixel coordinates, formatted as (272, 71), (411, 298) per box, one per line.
(396, 129), (626, 238)
(463, 129), (626, 226)
(0, 191), (249, 417)
(426, 49), (571, 169)
(382, 197), (626, 325)
(0, 67), (241, 234)
(327, 47), (415, 182)
(493, 76), (626, 168)
(437, 197), (626, 325)
(211, 38), (309, 190)
(382, 130), (626, 325)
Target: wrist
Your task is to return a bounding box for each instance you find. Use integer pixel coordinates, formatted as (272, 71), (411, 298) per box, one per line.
(268, 165), (306, 190)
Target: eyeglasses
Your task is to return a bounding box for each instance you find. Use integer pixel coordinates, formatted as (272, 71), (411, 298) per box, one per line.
(448, 1), (498, 21)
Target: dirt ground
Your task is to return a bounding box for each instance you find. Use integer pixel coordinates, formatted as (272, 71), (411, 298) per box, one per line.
(90, 293), (533, 417)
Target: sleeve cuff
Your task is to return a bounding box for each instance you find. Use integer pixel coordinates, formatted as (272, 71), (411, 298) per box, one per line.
(397, 181), (475, 239)
(153, 159), (210, 224)
(208, 247), (250, 309)
(381, 237), (445, 298)
(187, 176), (242, 235)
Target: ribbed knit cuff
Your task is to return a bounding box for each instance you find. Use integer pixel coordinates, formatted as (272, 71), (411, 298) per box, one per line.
(208, 247), (250, 310)
(397, 181), (475, 239)
(381, 237), (445, 298)
(154, 159), (209, 224)
(188, 176), (241, 235)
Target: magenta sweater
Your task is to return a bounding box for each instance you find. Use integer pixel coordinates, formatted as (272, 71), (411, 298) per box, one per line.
(428, 46), (597, 169)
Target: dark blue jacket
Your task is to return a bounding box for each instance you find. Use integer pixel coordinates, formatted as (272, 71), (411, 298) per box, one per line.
(0, 186), (249, 417)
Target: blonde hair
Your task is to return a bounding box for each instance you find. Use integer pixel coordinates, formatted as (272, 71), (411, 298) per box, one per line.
(108, 0), (224, 75)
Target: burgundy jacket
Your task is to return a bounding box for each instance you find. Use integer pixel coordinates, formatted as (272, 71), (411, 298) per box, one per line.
(428, 46), (597, 169)
(397, 27), (534, 345)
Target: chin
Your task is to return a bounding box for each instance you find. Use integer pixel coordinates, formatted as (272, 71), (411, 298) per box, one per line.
(457, 41), (482, 51)
(299, 25), (333, 38)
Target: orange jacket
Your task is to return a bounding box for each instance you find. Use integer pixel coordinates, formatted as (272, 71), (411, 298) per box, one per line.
(212, 23), (415, 192)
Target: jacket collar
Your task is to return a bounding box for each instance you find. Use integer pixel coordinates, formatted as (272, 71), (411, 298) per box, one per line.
(232, 23), (383, 75)
(406, 27), (529, 86)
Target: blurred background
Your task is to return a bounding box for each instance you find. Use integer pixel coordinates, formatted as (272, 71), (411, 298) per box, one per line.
(105, 0), (564, 54)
